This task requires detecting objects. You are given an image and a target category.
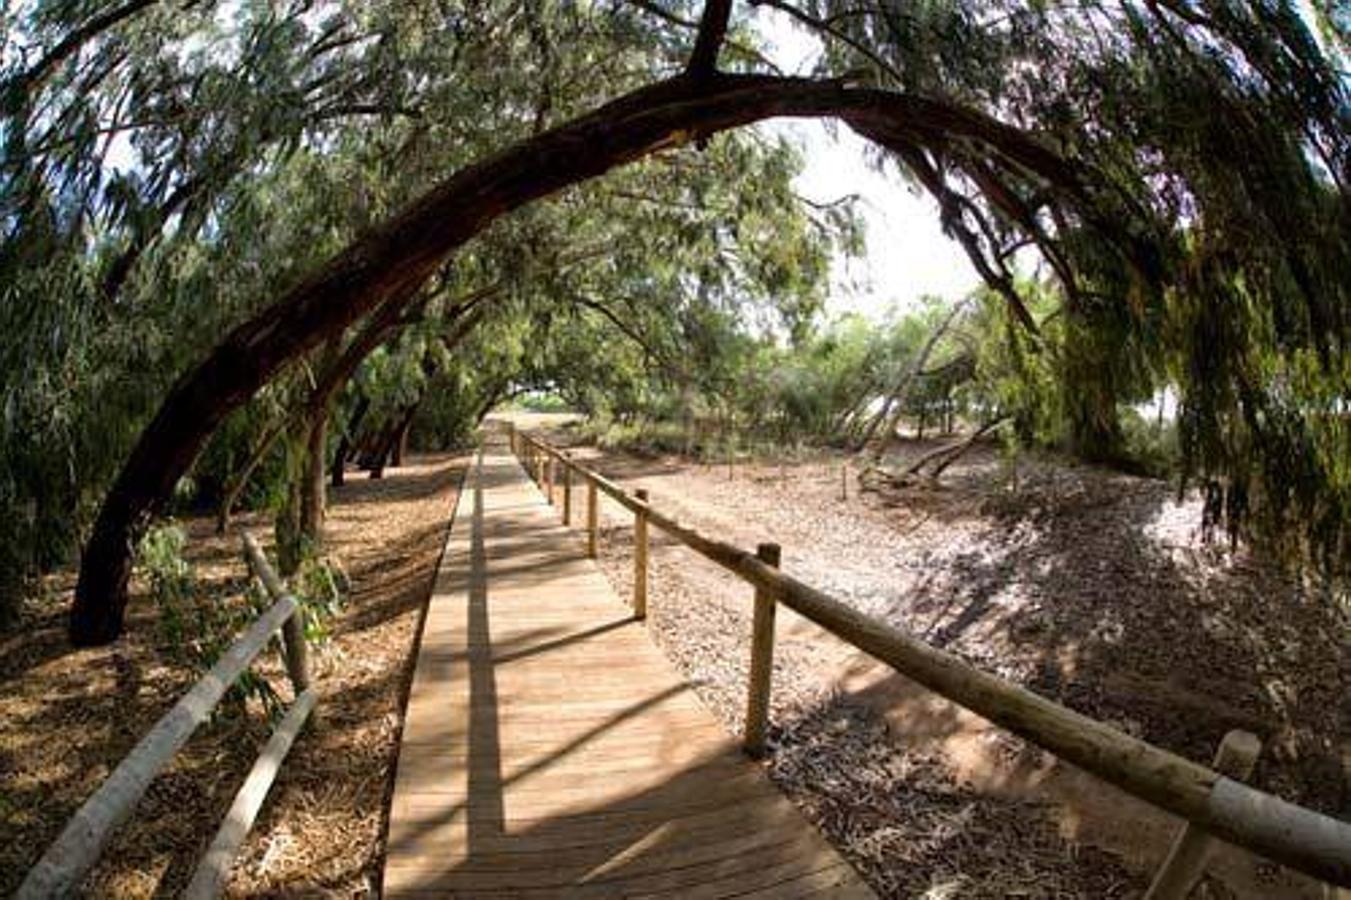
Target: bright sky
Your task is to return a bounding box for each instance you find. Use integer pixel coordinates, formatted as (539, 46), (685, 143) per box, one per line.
(751, 9), (980, 322)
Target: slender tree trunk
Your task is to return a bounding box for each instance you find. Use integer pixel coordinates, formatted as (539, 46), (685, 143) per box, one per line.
(300, 404), (328, 544)
(275, 437), (304, 580)
(390, 405), (417, 468)
(216, 416), (288, 534)
(858, 298), (969, 461)
(69, 69), (1107, 643)
(331, 394), (369, 487)
(368, 422), (397, 479)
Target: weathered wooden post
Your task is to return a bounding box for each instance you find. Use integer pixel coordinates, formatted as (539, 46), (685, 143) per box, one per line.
(243, 532), (309, 692)
(1144, 730), (1262, 900)
(535, 449), (545, 488)
(744, 542), (780, 757)
(545, 454), (554, 504)
(633, 488), (649, 619)
(562, 452), (573, 525)
(840, 462), (848, 501)
(586, 478), (599, 559)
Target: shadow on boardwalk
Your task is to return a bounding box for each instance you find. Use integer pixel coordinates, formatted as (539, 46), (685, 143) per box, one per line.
(383, 448), (872, 897)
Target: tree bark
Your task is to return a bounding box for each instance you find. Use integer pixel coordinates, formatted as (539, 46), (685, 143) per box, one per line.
(71, 71), (1108, 644)
(301, 403), (328, 538)
(391, 408), (415, 467)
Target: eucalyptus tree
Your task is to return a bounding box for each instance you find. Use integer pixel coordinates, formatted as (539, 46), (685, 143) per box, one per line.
(3, 0), (1343, 641)
(769, 0), (1348, 562)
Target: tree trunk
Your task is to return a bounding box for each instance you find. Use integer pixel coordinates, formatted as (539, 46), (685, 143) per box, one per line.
(69, 71), (1106, 644)
(275, 441), (304, 580)
(216, 416), (289, 534)
(393, 422), (409, 467)
(331, 394), (369, 488)
(857, 298), (969, 460)
(900, 414), (1011, 481)
(329, 394), (367, 486)
(300, 404), (328, 545)
(390, 405), (417, 468)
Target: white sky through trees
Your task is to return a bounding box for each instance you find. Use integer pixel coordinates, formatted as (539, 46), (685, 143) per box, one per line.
(752, 9), (981, 322)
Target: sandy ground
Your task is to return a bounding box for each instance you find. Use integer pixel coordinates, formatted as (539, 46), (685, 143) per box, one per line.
(528, 425), (1348, 899)
(1, 453), (466, 897)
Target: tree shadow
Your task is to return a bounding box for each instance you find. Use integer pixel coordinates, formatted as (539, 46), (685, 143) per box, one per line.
(868, 469), (1348, 813)
(381, 448), (869, 897)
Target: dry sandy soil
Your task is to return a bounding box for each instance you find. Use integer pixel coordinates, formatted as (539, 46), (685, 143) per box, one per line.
(532, 425), (1348, 899)
(1, 453), (466, 897)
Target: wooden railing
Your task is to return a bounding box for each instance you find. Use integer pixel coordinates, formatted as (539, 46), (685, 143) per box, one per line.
(19, 534), (315, 899)
(508, 424), (1351, 897)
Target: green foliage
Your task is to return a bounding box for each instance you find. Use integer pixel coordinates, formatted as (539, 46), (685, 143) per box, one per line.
(136, 522), (281, 719)
(136, 520), (347, 715)
(293, 551), (349, 646)
(1, 0), (1347, 617)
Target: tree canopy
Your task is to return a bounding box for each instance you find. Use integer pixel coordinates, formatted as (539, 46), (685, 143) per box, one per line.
(0, 0), (1345, 641)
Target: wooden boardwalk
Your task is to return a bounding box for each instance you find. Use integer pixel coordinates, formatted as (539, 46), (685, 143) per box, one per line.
(383, 446), (874, 898)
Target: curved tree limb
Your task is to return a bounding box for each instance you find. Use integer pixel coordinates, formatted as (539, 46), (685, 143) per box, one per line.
(71, 68), (1122, 643)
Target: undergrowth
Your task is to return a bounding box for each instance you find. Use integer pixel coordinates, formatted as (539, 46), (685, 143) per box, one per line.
(136, 522), (347, 720)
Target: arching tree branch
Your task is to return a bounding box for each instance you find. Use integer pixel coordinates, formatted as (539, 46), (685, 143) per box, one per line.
(71, 71), (1123, 643)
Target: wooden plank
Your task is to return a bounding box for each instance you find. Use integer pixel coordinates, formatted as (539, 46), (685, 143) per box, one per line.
(383, 832), (835, 893)
(387, 795), (804, 857)
(384, 442), (873, 897)
(743, 542), (779, 757)
(1146, 729), (1262, 900)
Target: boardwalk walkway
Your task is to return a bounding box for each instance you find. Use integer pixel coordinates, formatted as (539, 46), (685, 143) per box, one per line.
(383, 445), (873, 898)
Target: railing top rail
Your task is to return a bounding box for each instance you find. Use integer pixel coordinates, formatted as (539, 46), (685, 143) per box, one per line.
(19, 532), (310, 899)
(18, 571), (298, 897)
(511, 428), (1351, 888)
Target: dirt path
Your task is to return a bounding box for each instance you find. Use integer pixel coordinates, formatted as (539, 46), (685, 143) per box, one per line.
(545, 433), (1347, 898)
(1, 453), (466, 897)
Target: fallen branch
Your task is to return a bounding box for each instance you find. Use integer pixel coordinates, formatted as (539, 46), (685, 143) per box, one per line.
(860, 414), (1010, 489)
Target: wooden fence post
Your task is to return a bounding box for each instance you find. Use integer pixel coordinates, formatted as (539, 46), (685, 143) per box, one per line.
(1145, 730), (1262, 900)
(587, 478), (599, 559)
(744, 542), (781, 758)
(563, 453), (573, 525)
(243, 533), (309, 692)
(545, 455), (554, 504)
(634, 488), (649, 619)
